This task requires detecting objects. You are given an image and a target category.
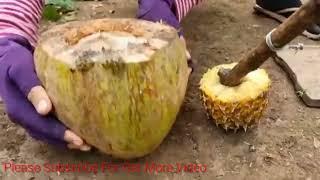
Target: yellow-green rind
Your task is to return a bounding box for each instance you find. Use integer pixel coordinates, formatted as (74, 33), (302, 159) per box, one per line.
(34, 20), (189, 159)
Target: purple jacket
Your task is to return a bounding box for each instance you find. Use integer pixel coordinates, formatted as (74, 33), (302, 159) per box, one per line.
(137, 0), (202, 36)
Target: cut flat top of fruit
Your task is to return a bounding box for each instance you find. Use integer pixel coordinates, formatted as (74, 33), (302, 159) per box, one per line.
(36, 18), (178, 69)
(199, 63), (271, 102)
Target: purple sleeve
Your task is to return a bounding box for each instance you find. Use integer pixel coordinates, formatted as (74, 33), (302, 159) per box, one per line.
(0, 35), (67, 148)
(137, 0), (183, 36)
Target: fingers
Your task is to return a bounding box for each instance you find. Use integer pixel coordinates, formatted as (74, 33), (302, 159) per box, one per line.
(27, 86), (52, 115)
(29, 129), (91, 152)
(27, 130), (68, 149)
(2, 41), (91, 152)
(67, 143), (91, 151)
(187, 67), (192, 75)
(179, 36), (191, 59)
(186, 49), (191, 60)
(5, 88), (91, 152)
(5, 42), (52, 115)
(64, 130), (83, 146)
(5, 86), (67, 143)
(6, 89), (91, 151)
(64, 130), (91, 151)
(180, 36), (187, 46)
(179, 35), (194, 73)
(137, 0), (181, 30)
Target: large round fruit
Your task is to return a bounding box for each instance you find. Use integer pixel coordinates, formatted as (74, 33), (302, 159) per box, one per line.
(34, 18), (189, 159)
(199, 63), (271, 131)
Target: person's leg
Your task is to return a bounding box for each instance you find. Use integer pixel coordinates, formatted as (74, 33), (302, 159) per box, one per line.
(254, 0), (320, 40)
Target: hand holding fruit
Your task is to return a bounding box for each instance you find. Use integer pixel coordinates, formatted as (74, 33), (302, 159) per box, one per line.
(137, 0), (194, 73)
(0, 35), (91, 151)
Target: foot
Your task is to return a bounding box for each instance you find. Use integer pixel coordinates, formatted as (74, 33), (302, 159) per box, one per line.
(254, 0), (320, 40)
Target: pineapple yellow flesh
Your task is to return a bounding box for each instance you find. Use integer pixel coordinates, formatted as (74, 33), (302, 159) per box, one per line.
(199, 63), (271, 131)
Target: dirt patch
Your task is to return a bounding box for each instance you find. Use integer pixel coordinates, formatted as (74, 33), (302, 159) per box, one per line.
(1, 0), (320, 179)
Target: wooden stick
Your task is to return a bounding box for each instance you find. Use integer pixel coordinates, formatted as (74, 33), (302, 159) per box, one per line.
(218, 0), (320, 87)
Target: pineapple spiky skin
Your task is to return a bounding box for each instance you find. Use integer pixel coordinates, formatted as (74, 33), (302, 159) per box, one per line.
(199, 63), (271, 132)
(200, 91), (269, 132)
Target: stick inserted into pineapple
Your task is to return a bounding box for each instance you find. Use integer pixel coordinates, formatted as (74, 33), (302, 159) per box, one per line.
(199, 0), (320, 132)
(218, 0), (320, 87)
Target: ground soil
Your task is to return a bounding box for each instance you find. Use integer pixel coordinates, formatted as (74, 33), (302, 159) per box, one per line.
(1, 0), (320, 179)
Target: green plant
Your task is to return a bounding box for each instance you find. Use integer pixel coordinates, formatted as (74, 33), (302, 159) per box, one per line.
(43, 0), (75, 21)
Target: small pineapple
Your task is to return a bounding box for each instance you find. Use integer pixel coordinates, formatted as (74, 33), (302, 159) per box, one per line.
(199, 63), (271, 132)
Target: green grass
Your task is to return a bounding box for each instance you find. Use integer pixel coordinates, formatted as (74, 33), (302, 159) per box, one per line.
(43, 0), (75, 21)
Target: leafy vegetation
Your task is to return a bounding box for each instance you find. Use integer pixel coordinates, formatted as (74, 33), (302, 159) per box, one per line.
(42, 0), (75, 21)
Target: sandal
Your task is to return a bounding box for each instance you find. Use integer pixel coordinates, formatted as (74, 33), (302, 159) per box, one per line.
(254, 0), (320, 40)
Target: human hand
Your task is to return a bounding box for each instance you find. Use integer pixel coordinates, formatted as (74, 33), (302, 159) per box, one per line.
(0, 36), (91, 151)
(179, 35), (193, 74)
(137, 0), (194, 73)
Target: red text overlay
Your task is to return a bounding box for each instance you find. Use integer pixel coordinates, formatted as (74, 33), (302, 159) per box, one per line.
(2, 162), (207, 174)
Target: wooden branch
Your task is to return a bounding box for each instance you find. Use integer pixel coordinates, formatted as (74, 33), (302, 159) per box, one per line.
(218, 0), (320, 86)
